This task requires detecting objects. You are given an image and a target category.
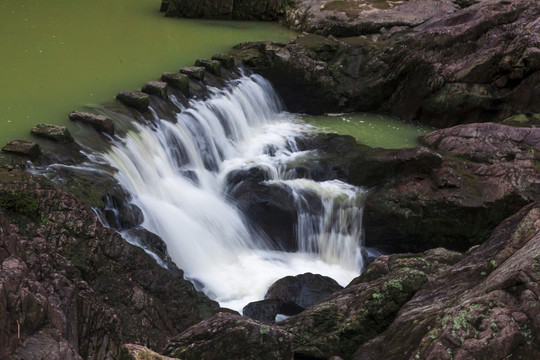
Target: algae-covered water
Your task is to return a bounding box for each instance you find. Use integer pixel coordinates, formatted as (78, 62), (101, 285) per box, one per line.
(0, 0), (296, 145)
(302, 113), (434, 149)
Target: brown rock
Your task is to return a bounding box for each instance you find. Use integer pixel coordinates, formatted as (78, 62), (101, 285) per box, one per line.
(69, 111), (115, 136)
(1, 140), (41, 160)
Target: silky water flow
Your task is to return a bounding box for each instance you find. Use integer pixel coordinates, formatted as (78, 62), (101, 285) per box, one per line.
(102, 74), (366, 311)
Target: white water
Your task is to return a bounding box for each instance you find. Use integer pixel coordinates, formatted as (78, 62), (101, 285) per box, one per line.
(103, 74), (365, 311)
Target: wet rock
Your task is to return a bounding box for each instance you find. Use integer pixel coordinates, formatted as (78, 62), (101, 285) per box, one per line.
(161, 72), (189, 95)
(212, 53), (235, 70)
(195, 59), (221, 76)
(243, 299), (282, 323)
(142, 80), (168, 99)
(265, 273), (343, 315)
(1, 140), (41, 160)
(30, 123), (74, 144)
(225, 166), (324, 250)
(116, 90), (150, 112)
(180, 66), (205, 81)
(163, 313), (294, 359)
(69, 111), (115, 136)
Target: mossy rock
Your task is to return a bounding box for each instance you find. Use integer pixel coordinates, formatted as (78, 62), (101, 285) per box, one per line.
(211, 53), (235, 69)
(30, 123), (74, 144)
(179, 66), (205, 81)
(195, 59), (222, 76)
(116, 90), (150, 112)
(142, 81), (168, 99)
(161, 72), (189, 95)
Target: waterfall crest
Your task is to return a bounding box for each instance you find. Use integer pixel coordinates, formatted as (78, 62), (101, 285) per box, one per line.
(103, 74), (366, 310)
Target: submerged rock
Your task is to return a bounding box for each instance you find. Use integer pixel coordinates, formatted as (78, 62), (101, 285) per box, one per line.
(69, 111), (115, 136)
(164, 0), (282, 20)
(1, 140), (41, 160)
(30, 123), (74, 144)
(116, 90), (150, 112)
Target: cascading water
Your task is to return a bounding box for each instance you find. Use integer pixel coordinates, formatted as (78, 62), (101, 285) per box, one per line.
(102, 74), (366, 311)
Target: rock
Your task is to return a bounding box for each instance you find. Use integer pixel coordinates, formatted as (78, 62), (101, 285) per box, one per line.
(420, 122), (540, 164)
(284, 0), (459, 37)
(233, 0), (540, 127)
(142, 80), (168, 99)
(119, 344), (176, 360)
(277, 247), (464, 359)
(161, 72), (190, 95)
(354, 203), (540, 359)
(0, 173), (219, 359)
(195, 59), (221, 76)
(163, 313), (294, 359)
(265, 273), (343, 315)
(225, 166), (323, 250)
(165, 0), (282, 21)
(243, 299), (282, 323)
(116, 90), (150, 112)
(1, 140), (41, 160)
(211, 53), (235, 69)
(179, 66), (205, 81)
(30, 124), (74, 144)
(69, 111), (115, 136)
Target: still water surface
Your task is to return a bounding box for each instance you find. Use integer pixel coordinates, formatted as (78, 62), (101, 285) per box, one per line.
(0, 0), (296, 144)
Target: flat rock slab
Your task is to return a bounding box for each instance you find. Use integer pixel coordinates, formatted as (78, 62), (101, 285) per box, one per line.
(161, 72), (190, 95)
(69, 111), (115, 136)
(180, 66), (205, 81)
(195, 59), (221, 76)
(2, 140), (41, 159)
(116, 90), (150, 112)
(142, 80), (168, 99)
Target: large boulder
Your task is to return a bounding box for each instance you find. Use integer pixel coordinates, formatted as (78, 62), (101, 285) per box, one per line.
(233, 0), (540, 127)
(264, 273), (343, 314)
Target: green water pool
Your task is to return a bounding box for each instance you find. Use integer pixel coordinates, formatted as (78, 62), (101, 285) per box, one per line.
(0, 0), (296, 145)
(302, 113), (434, 149)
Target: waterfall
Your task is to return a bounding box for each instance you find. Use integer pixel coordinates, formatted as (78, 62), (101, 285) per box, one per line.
(102, 74), (365, 311)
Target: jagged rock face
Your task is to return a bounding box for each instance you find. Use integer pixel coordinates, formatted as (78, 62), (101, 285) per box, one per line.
(165, 0), (283, 21)
(0, 173), (218, 359)
(233, 0), (540, 127)
(354, 203), (540, 359)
